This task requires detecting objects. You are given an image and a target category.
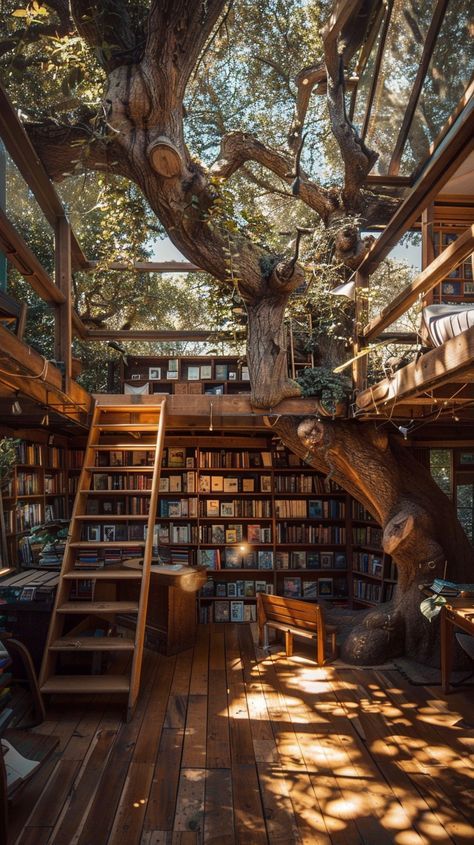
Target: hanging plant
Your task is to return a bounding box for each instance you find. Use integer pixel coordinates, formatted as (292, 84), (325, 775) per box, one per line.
(296, 367), (351, 415)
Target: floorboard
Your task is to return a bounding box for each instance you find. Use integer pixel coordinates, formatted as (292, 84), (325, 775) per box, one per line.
(7, 625), (474, 845)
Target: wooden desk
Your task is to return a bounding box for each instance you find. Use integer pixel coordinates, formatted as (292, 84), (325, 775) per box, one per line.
(440, 602), (474, 693)
(122, 562), (207, 655)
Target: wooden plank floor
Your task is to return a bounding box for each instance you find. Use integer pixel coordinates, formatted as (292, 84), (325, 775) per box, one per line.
(8, 624), (474, 845)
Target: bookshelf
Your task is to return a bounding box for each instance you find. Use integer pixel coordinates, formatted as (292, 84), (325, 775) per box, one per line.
(120, 355), (251, 397)
(351, 501), (394, 606)
(145, 435), (389, 622)
(428, 224), (474, 304)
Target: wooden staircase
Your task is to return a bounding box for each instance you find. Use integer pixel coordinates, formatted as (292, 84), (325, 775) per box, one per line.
(39, 397), (167, 720)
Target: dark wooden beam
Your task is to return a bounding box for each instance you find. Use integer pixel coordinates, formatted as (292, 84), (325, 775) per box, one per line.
(0, 79), (88, 271)
(388, 0), (449, 175)
(0, 208), (65, 304)
(363, 223), (474, 340)
(359, 95), (474, 275)
(85, 329), (246, 341)
(85, 260), (200, 273)
(54, 218), (72, 387)
(361, 1), (393, 141)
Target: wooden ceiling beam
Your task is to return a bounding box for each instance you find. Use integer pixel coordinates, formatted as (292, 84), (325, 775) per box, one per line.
(0, 79), (88, 271)
(86, 329), (245, 341)
(363, 222), (474, 340)
(0, 208), (65, 304)
(84, 260), (200, 273)
(359, 95), (474, 275)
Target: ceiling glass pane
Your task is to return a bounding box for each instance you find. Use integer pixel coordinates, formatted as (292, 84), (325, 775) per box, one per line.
(365, 0), (434, 174)
(401, 0), (474, 173)
(352, 16), (385, 133)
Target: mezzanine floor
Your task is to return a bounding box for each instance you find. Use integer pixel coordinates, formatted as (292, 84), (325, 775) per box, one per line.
(7, 623), (474, 845)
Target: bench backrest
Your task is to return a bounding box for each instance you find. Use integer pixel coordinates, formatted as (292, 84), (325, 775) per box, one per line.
(257, 593), (326, 639)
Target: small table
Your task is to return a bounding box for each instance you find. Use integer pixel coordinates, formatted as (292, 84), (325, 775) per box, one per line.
(440, 602), (474, 693)
(122, 561), (207, 655)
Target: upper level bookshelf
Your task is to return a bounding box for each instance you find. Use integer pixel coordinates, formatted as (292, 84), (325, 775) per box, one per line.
(428, 224), (474, 304)
(120, 355), (251, 397)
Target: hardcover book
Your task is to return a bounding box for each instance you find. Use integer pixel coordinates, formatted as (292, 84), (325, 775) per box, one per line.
(224, 547), (241, 568)
(224, 477), (239, 493)
(211, 524), (225, 544)
(230, 600), (244, 622)
(206, 500), (220, 517)
(214, 600), (230, 622)
(283, 577), (301, 598)
(257, 550), (274, 569)
(320, 551), (334, 569)
(211, 476), (224, 492)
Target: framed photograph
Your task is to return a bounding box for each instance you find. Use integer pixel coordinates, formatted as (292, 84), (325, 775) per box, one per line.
(224, 477), (239, 493)
(211, 524), (225, 544)
(200, 365), (212, 380)
(103, 525), (116, 542)
(166, 370), (179, 379)
(187, 366), (200, 381)
(221, 502), (234, 517)
(168, 358), (179, 372)
(230, 600), (244, 622)
(130, 373), (142, 380)
(225, 528), (237, 544)
(318, 577), (333, 597)
(87, 524), (101, 541)
(206, 500), (220, 517)
(214, 600), (230, 622)
(215, 364), (228, 381)
(148, 367), (161, 380)
(199, 475), (211, 492)
(320, 552), (334, 569)
(228, 371), (237, 380)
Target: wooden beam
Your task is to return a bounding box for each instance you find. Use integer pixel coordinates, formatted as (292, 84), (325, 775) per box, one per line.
(84, 260), (200, 273)
(361, 1), (393, 141)
(0, 80), (88, 271)
(85, 329), (246, 341)
(388, 0), (449, 175)
(356, 325), (474, 410)
(54, 218), (72, 386)
(360, 94), (474, 275)
(0, 208), (65, 304)
(93, 392), (322, 418)
(321, 0), (363, 41)
(363, 223), (474, 340)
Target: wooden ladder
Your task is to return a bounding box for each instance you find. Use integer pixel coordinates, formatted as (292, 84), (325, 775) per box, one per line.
(39, 396), (167, 720)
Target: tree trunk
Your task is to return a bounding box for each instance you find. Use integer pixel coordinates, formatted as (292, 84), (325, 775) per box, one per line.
(272, 415), (474, 666)
(246, 295), (301, 408)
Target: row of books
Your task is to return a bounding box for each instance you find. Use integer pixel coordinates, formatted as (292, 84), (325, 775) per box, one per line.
(96, 450), (155, 468)
(161, 448), (195, 468)
(86, 498), (150, 516)
(69, 449), (86, 468)
(199, 601), (257, 623)
(273, 474), (342, 493)
(74, 546), (143, 568)
(352, 552), (383, 578)
(199, 499), (272, 518)
(159, 498), (198, 518)
(353, 579), (382, 603)
(38, 541), (66, 568)
(199, 475), (271, 493)
(45, 500), (66, 521)
(199, 524), (272, 545)
(15, 441), (43, 465)
(351, 502), (376, 521)
(201, 578), (272, 597)
(276, 524), (345, 544)
(199, 450), (273, 469)
(196, 548), (348, 571)
(274, 499), (345, 519)
(7, 502), (42, 532)
(44, 473), (65, 494)
(352, 526), (383, 547)
(275, 550), (347, 570)
(93, 473), (153, 491)
(160, 472), (196, 492)
(16, 472), (41, 496)
(281, 576), (348, 599)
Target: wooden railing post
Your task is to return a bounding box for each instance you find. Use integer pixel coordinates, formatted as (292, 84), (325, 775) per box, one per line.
(353, 271), (368, 394)
(54, 217), (72, 389)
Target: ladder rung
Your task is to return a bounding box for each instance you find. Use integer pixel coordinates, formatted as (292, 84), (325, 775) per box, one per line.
(63, 570), (142, 580)
(76, 515), (149, 521)
(78, 490), (152, 495)
(41, 676), (130, 694)
(91, 445), (156, 451)
(97, 424), (159, 431)
(49, 637), (135, 652)
(57, 601), (139, 613)
(84, 466), (155, 471)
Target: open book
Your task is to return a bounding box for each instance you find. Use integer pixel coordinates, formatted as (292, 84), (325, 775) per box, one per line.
(1, 739), (40, 791)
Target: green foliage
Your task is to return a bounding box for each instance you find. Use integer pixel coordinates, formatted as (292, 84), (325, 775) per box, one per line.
(296, 366), (351, 413)
(0, 438), (20, 486)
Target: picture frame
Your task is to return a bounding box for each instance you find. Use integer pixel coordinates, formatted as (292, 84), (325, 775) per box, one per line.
(228, 371), (237, 380)
(200, 365), (212, 380)
(130, 373), (142, 380)
(220, 502), (234, 517)
(225, 528), (237, 544)
(103, 525), (116, 542)
(87, 524), (101, 541)
(318, 577), (333, 597)
(166, 370), (179, 380)
(148, 367), (161, 380)
(187, 366), (200, 381)
(168, 358), (179, 372)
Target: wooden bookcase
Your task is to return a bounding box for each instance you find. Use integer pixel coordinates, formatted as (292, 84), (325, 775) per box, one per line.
(120, 355), (251, 397)
(1, 432), (85, 567)
(149, 434), (392, 622)
(427, 223), (474, 304)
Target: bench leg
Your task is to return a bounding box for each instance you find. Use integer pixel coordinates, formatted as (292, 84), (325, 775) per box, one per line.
(285, 630), (293, 657)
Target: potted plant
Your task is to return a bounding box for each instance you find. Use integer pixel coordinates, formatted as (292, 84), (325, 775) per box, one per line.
(0, 437), (20, 569)
(296, 367), (351, 416)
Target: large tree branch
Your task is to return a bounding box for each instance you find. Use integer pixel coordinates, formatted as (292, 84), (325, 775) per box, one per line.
(211, 131), (338, 223)
(70, 0), (140, 71)
(143, 0), (229, 92)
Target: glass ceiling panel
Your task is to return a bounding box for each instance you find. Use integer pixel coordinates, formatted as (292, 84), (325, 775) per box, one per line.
(401, 0), (474, 173)
(352, 15), (385, 133)
(364, 0), (435, 175)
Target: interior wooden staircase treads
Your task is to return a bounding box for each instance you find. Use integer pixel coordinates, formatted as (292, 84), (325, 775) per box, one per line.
(39, 396), (167, 720)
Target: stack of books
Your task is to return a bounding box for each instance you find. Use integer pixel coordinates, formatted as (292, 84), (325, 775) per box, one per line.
(430, 579), (474, 597)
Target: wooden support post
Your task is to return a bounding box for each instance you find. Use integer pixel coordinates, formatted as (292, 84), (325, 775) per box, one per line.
(285, 630), (293, 657)
(54, 217), (72, 389)
(353, 271), (368, 393)
(421, 203), (435, 305)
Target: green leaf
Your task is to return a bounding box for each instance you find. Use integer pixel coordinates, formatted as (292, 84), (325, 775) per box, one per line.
(419, 595), (446, 621)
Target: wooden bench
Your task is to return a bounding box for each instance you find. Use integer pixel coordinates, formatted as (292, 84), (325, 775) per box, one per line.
(257, 593), (337, 665)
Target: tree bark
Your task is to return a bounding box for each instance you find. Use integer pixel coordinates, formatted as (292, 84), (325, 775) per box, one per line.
(272, 415), (474, 666)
